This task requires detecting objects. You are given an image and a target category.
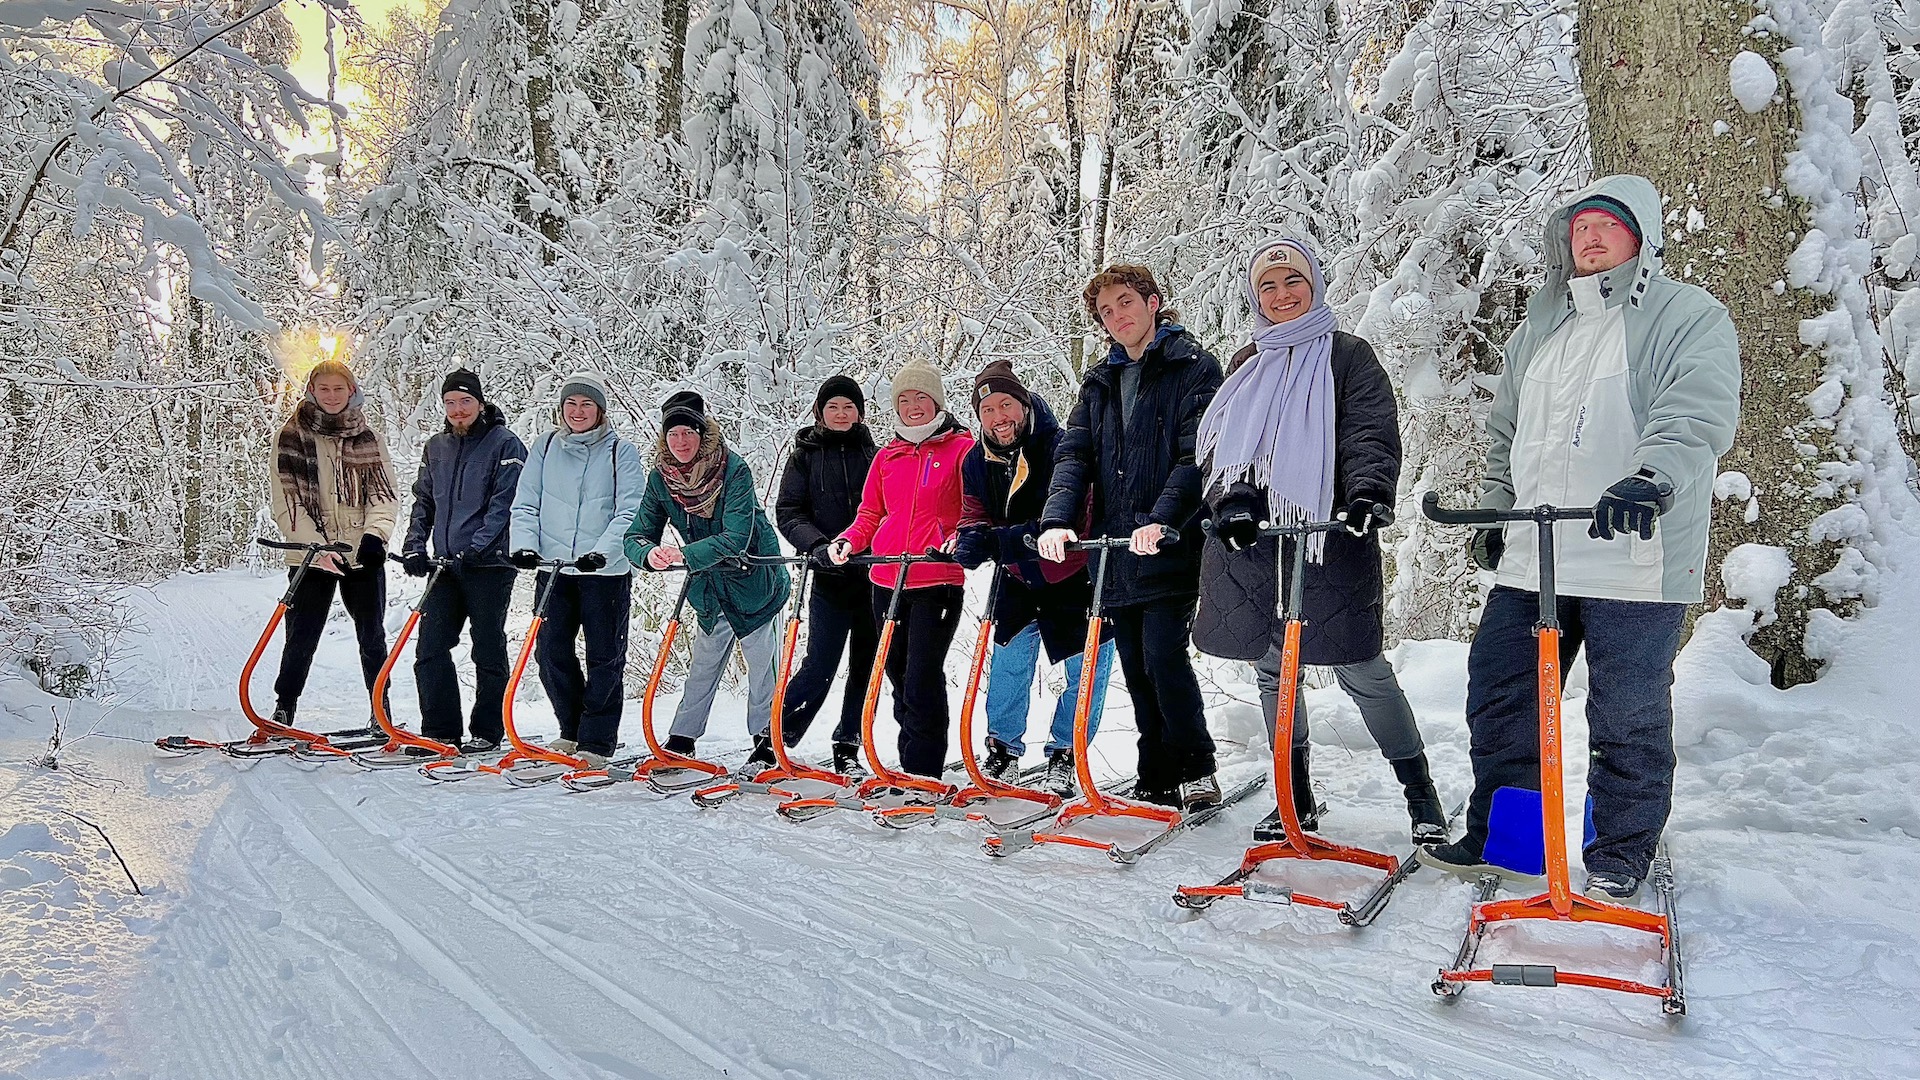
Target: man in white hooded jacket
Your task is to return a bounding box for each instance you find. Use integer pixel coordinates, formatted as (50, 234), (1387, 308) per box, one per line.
(1419, 175), (1741, 901)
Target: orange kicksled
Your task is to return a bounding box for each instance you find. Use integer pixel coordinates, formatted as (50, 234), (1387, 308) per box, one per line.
(984, 530), (1265, 864)
(690, 554), (859, 808)
(1421, 493), (1684, 1016)
(871, 559), (1064, 831)
(775, 551), (961, 821)
(1173, 518), (1407, 926)
(156, 538), (367, 758)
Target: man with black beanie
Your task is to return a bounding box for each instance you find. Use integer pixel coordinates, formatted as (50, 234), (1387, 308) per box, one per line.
(402, 368), (528, 752)
(771, 374), (878, 775)
(956, 360), (1115, 797)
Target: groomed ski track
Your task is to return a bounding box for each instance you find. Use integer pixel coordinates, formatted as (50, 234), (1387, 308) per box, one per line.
(3, 566), (1918, 1079)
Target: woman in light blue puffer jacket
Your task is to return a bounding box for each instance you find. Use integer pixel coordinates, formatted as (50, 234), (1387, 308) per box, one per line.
(509, 372), (645, 763)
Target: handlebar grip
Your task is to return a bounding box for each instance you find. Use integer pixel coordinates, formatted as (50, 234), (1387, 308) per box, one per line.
(1420, 491), (1596, 525)
(258, 538), (353, 553)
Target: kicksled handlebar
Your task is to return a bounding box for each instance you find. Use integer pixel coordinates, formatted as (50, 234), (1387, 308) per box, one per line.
(841, 549), (958, 567)
(1420, 492), (1594, 527)
(1021, 528), (1181, 553)
(258, 537), (353, 554)
(1200, 518), (1345, 538)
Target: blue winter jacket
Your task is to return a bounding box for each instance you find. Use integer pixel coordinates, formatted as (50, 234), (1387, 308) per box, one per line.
(509, 422), (645, 575)
(403, 404), (528, 565)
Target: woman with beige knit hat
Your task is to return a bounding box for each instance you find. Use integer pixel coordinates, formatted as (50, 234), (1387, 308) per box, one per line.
(268, 359), (400, 732)
(825, 359), (975, 778)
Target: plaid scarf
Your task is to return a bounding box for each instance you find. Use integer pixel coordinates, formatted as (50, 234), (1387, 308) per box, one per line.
(276, 401), (396, 534)
(657, 419), (728, 518)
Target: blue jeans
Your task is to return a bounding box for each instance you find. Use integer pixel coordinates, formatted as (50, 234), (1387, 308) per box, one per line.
(983, 621), (1115, 757)
(1463, 586), (1686, 879)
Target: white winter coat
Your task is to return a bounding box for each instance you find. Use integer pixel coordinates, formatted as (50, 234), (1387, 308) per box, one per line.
(1481, 175), (1742, 604)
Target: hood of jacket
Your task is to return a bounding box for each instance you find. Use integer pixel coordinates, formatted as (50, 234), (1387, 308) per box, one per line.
(549, 416), (617, 451)
(1103, 323), (1200, 371)
(1526, 174), (1667, 331)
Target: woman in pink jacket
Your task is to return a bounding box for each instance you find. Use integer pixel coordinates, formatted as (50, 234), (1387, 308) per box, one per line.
(827, 359), (975, 778)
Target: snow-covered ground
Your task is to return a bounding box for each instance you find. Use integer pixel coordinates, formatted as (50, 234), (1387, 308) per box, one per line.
(3, 551), (1918, 1079)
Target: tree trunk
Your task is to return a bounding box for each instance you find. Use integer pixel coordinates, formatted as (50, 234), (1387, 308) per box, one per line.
(182, 303), (207, 571)
(1062, 0), (1087, 263)
(515, 0), (566, 260)
(1091, 1), (1140, 273)
(658, 0), (691, 139)
(1579, 0), (1837, 687)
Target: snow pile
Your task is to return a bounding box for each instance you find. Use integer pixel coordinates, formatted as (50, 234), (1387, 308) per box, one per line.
(1729, 50), (1779, 112)
(1674, 531), (1920, 841)
(1720, 542), (1795, 626)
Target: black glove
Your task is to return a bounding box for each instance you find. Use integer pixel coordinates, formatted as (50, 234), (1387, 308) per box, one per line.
(1590, 472), (1673, 541)
(952, 529), (989, 570)
(574, 552), (607, 573)
(510, 549), (542, 570)
(1339, 497), (1393, 537)
(402, 551), (433, 578)
(1470, 529), (1504, 572)
(1212, 503), (1261, 553)
(357, 534), (386, 570)
(809, 543), (838, 569)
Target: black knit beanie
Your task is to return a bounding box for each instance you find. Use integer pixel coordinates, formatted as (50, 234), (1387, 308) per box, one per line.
(441, 369), (485, 403)
(661, 389), (707, 433)
(814, 375), (865, 421)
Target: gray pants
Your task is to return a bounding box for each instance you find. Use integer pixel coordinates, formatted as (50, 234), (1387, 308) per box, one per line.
(1255, 647), (1424, 762)
(670, 618), (781, 742)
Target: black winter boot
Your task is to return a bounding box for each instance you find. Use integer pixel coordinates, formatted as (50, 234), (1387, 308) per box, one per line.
(832, 742), (867, 780)
(744, 735), (777, 771)
(981, 738), (1019, 782)
(1391, 753), (1448, 846)
(1253, 745), (1324, 841)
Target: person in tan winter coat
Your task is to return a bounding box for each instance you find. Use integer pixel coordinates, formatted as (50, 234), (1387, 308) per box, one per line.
(269, 359), (400, 729)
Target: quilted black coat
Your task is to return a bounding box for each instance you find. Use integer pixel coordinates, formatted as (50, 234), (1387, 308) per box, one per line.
(1040, 327), (1225, 609)
(1191, 331), (1401, 666)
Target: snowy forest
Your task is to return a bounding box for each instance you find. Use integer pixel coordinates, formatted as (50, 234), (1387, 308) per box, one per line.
(5, 0), (1916, 693)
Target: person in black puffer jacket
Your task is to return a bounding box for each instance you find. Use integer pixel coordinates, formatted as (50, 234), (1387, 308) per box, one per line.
(1036, 264), (1225, 811)
(1191, 237), (1446, 847)
(772, 375), (878, 775)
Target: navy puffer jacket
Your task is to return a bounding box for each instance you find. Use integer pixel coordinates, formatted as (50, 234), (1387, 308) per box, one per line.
(403, 404), (529, 565)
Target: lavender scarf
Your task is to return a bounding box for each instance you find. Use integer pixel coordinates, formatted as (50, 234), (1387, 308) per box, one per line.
(1195, 238), (1337, 560)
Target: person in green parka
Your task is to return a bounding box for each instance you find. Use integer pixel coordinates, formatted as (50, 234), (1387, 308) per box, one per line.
(624, 390), (791, 769)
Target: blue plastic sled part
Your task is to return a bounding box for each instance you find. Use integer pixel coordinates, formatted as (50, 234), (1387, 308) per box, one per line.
(1482, 786), (1596, 877)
